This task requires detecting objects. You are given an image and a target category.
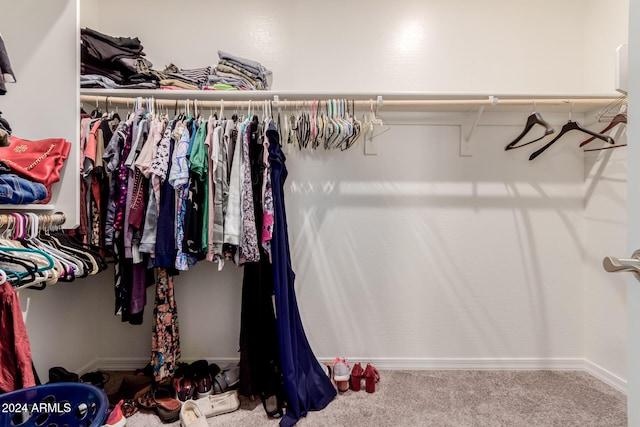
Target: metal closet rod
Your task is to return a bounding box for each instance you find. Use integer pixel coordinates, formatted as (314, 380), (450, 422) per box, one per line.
(80, 94), (622, 110)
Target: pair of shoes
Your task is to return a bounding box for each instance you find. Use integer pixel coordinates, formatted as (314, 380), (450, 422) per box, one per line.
(174, 360), (215, 401)
(350, 363), (381, 393)
(48, 366), (79, 383)
(103, 400), (126, 427)
(180, 390), (241, 426)
(80, 371), (110, 389)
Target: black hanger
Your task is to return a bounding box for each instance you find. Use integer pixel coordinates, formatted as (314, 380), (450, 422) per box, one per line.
(529, 120), (614, 160)
(505, 112), (554, 150)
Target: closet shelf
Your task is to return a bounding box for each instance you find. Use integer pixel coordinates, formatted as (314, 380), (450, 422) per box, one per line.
(80, 89), (624, 113)
(0, 204), (55, 211)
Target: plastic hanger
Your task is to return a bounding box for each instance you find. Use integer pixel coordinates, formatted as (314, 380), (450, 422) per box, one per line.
(505, 102), (555, 150)
(529, 109), (614, 161)
(578, 113), (626, 147)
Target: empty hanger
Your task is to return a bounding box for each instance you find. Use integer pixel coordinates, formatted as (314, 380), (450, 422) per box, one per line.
(504, 104), (555, 150)
(528, 108), (614, 160)
(578, 113), (626, 147)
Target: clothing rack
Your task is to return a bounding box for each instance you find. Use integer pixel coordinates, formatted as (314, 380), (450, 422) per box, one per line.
(0, 212), (66, 231)
(80, 91), (624, 113)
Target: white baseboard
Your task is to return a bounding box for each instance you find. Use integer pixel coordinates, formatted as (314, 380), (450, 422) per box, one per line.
(583, 359), (627, 393)
(87, 356), (626, 394)
(317, 357), (586, 371)
(94, 357), (240, 372)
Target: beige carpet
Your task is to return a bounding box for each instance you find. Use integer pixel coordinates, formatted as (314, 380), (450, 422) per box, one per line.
(111, 370), (626, 427)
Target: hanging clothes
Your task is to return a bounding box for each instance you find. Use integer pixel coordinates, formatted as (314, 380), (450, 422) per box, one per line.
(267, 122), (336, 427)
(150, 267), (180, 382)
(0, 280), (35, 393)
(238, 117), (285, 408)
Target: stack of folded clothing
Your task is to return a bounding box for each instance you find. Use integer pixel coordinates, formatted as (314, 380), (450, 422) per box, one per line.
(159, 64), (212, 90)
(81, 27), (159, 89)
(208, 50), (273, 90)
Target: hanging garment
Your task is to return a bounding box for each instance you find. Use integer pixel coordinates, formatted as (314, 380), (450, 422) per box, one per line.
(0, 34), (16, 95)
(239, 118), (260, 264)
(0, 281), (35, 392)
(150, 267), (180, 383)
(239, 122), (285, 405)
(267, 123), (336, 427)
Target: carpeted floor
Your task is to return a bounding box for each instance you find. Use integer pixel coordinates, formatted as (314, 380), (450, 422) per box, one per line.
(109, 370), (626, 427)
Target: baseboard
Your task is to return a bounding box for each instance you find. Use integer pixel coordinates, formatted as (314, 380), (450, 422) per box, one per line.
(583, 359), (627, 393)
(91, 356), (627, 394)
(317, 357), (586, 371)
(76, 358), (101, 375)
(95, 357), (240, 371)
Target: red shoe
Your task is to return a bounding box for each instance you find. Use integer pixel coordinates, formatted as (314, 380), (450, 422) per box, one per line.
(350, 363), (364, 391)
(103, 400), (126, 427)
(364, 364), (380, 393)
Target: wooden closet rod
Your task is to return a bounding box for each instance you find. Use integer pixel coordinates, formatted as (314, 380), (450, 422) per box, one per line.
(81, 95), (622, 111)
(0, 212), (66, 229)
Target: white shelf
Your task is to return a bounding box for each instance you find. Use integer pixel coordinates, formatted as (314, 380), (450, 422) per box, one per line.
(0, 204), (55, 210)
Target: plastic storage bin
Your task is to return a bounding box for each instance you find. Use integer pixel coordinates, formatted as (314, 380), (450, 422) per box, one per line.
(0, 383), (108, 427)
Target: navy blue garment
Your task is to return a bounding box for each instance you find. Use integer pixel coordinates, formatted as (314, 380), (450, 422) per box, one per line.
(154, 134), (177, 268)
(267, 123), (336, 427)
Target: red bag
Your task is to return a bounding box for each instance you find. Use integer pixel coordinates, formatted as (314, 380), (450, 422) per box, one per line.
(0, 136), (71, 187)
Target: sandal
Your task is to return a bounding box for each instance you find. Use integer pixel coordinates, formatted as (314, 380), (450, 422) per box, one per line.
(135, 390), (158, 411)
(120, 399), (138, 418)
(153, 387), (182, 423)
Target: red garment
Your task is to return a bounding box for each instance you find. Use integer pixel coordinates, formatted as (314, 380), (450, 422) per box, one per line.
(0, 282), (35, 392)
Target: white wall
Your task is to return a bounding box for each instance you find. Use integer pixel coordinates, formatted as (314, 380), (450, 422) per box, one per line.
(583, 146), (627, 384)
(62, 0), (631, 384)
(1, 0), (79, 222)
(81, 0), (621, 94)
(0, 0), (93, 381)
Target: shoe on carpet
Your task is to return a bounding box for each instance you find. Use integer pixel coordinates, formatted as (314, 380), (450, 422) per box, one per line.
(191, 360), (213, 398)
(221, 363), (240, 388)
(350, 363), (364, 391)
(364, 363), (380, 393)
(103, 399), (126, 427)
(194, 390), (241, 417)
(80, 371), (110, 389)
(180, 400), (208, 427)
(48, 366), (79, 383)
(107, 374), (153, 405)
(332, 358), (351, 392)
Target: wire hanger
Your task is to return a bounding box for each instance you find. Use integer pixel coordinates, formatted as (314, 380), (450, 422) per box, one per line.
(504, 100), (555, 150)
(528, 102), (614, 161)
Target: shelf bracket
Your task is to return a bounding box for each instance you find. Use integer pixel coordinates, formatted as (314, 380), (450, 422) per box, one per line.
(460, 105), (484, 157)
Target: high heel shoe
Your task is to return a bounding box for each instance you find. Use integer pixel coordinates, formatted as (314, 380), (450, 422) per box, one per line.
(350, 363), (364, 391)
(364, 363), (380, 393)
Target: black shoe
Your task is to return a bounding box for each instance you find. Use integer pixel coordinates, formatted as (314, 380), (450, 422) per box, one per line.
(48, 366), (79, 383)
(80, 371), (110, 388)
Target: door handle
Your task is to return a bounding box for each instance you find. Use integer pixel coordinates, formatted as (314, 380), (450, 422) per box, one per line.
(603, 249), (640, 274)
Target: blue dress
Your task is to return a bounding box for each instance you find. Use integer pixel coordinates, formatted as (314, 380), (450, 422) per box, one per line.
(267, 123), (336, 427)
